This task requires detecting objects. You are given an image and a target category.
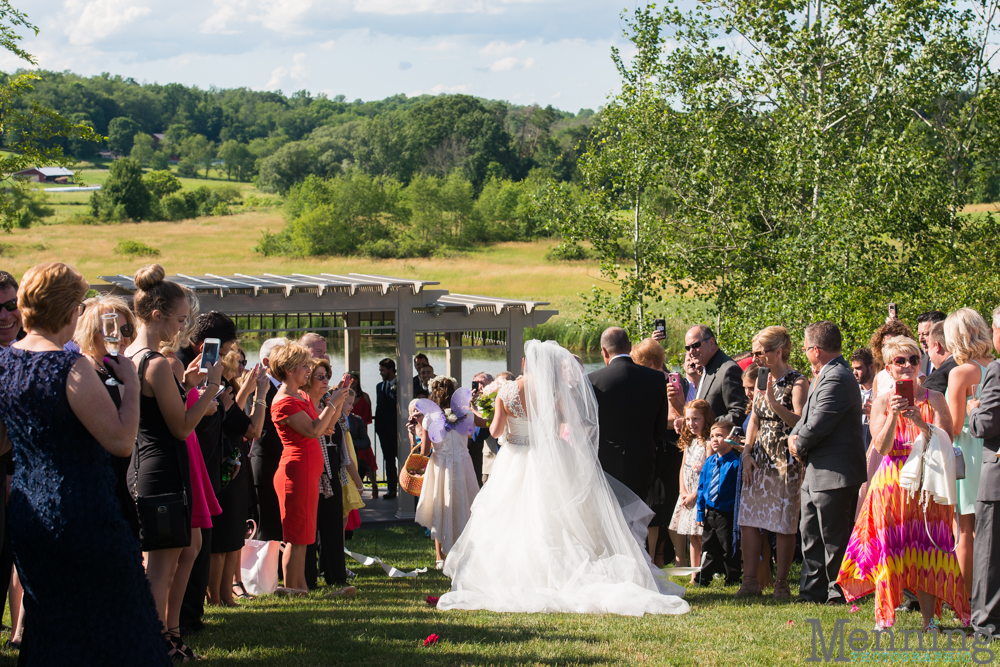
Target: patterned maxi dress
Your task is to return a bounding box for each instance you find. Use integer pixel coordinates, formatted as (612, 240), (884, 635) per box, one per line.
(836, 397), (970, 627)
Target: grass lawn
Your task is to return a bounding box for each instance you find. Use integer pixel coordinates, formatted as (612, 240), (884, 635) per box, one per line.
(0, 212), (607, 319)
(0, 525), (973, 666)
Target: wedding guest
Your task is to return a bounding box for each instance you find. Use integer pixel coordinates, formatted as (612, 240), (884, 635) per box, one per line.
(251, 337), (289, 542)
(970, 305), (1000, 636)
(850, 348), (875, 450)
(269, 343), (346, 595)
(467, 372), (495, 485)
(740, 363), (758, 434)
(668, 400), (713, 580)
(737, 361), (773, 590)
(923, 321), (958, 393)
(339, 388), (365, 535)
(348, 371), (378, 496)
(684, 325), (746, 424)
(685, 357), (702, 401)
(695, 420), (742, 586)
(415, 376), (481, 568)
(418, 365), (435, 393)
(299, 332), (327, 359)
(788, 321), (865, 604)
(0, 271), (23, 346)
(945, 308), (995, 597)
(74, 295), (141, 540)
(0, 262), (170, 665)
(207, 349), (269, 607)
(125, 264), (221, 660)
(413, 353), (429, 395)
(374, 358), (399, 500)
(837, 336), (968, 630)
(917, 310), (947, 377)
(869, 319), (914, 398)
(0, 272), (20, 624)
(738, 326), (808, 600)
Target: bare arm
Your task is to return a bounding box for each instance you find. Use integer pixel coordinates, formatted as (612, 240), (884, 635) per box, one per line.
(765, 375), (808, 428)
(869, 393), (896, 456)
(146, 356), (224, 440)
(281, 404), (338, 440)
(947, 365), (975, 439)
(928, 390), (953, 438)
(489, 398), (509, 440)
(678, 448), (688, 497)
(416, 422), (431, 457)
(67, 356), (140, 458)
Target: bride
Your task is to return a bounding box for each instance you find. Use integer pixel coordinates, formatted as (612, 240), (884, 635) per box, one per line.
(438, 340), (690, 616)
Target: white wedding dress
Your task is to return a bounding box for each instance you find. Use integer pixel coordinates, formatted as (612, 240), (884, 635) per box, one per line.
(438, 340), (690, 616)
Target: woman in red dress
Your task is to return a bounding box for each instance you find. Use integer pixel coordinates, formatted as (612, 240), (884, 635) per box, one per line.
(268, 343), (348, 595)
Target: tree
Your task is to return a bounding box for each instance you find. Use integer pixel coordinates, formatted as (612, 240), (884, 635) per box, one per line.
(107, 116), (140, 155)
(8, 187), (53, 228)
(256, 142), (315, 194)
(217, 140), (254, 181)
(180, 134), (214, 178)
(143, 170), (182, 199)
(130, 132), (155, 165)
(0, 0), (99, 231)
(91, 157), (153, 220)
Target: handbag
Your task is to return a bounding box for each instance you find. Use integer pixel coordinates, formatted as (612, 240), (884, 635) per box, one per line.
(953, 445), (966, 480)
(241, 521), (282, 595)
(131, 349), (192, 552)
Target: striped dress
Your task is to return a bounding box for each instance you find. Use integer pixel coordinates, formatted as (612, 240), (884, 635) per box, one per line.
(836, 397), (970, 627)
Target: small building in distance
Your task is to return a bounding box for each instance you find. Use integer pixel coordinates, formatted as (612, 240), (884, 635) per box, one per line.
(151, 133), (165, 148)
(13, 167), (75, 183)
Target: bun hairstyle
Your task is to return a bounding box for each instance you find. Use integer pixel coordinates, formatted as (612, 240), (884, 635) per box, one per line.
(429, 375), (457, 410)
(132, 264), (185, 324)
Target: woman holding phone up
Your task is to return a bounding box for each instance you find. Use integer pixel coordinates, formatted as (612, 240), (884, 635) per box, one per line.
(736, 326), (808, 600)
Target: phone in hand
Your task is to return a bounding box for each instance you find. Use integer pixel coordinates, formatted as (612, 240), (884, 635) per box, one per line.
(757, 366), (770, 392)
(888, 302), (897, 319)
(213, 384), (227, 399)
(895, 378), (914, 406)
(200, 338), (221, 372)
(340, 372), (353, 389)
(654, 318), (666, 335)
(667, 372), (683, 397)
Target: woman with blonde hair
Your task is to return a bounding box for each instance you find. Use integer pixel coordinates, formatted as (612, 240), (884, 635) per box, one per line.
(737, 326), (808, 599)
(0, 262), (170, 664)
(945, 307), (995, 597)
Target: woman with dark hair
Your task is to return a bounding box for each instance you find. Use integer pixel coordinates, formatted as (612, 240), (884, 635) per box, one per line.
(0, 262), (169, 664)
(349, 370), (379, 496)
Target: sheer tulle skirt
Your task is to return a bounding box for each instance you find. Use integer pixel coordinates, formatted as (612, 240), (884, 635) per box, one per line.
(415, 440), (480, 553)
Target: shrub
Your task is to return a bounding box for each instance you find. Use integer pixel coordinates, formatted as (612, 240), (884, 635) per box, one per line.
(545, 242), (591, 261)
(113, 240), (161, 257)
(143, 170), (182, 199)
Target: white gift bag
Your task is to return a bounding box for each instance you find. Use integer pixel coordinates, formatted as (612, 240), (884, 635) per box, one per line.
(240, 521), (282, 595)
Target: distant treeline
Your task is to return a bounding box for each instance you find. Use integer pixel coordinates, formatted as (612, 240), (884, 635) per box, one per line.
(10, 70), (595, 191)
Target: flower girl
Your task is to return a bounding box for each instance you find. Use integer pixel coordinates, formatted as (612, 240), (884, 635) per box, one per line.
(668, 399), (715, 582)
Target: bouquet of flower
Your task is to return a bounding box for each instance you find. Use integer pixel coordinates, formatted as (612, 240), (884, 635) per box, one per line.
(475, 377), (509, 423)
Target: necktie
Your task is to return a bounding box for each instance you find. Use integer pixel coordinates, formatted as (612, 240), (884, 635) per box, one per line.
(710, 458), (721, 503)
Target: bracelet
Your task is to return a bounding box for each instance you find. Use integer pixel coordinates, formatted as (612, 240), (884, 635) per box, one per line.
(254, 400), (266, 406)
(207, 382), (220, 389)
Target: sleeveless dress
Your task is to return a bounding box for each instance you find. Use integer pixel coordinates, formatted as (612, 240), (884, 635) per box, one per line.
(836, 396), (970, 628)
(668, 438), (706, 536)
(952, 361), (987, 516)
(415, 406), (480, 552)
(738, 369), (804, 534)
(438, 380), (689, 616)
(271, 394), (323, 544)
(0, 347), (170, 665)
(186, 387), (221, 529)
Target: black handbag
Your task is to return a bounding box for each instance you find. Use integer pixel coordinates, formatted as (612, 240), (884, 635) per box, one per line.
(131, 350), (191, 551)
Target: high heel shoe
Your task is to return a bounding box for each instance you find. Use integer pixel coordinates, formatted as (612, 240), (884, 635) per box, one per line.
(165, 629), (202, 662)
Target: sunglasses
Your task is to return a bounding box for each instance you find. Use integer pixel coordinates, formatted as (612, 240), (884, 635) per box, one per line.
(1, 298), (17, 313)
(751, 348), (774, 358)
(892, 355), (920, 368)
(314, 374), (329, 382)
(120, 323), (135, 339)
(685, 337), (711, 352)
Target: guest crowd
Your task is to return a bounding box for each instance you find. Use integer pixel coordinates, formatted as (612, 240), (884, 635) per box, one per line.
(1, 260), (1000, 664)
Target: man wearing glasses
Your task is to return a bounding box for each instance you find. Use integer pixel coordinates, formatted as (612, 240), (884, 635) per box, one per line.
(683, 325), (746, 425)
(0, 271), (24, 348)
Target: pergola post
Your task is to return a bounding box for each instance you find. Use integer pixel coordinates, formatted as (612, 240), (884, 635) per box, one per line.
(508, 312), (524, 374)
(445, 331), (463, 387)
(343, 311), (361, 374)
(395, 288), (416, 519)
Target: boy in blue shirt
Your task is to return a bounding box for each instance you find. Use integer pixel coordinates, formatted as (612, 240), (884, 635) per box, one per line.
(696, 420), (742, 586)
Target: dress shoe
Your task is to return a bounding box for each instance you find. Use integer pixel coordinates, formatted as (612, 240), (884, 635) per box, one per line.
(384, 492), (397, 500)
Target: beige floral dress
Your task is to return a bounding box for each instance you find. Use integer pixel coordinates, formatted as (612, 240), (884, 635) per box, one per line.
(737, 369), (803, 535)
(668, 439), (706, 536)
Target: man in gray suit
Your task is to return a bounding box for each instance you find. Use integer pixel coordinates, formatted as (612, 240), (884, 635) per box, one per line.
(684, 325), (746, 425)
(970, 306), (1000, 635)
(789, 321), (866, 604)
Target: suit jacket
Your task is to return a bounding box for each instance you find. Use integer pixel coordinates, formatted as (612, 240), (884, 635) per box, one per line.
(695, 349), (747, 425)
(920, 351), (933, 378)
(971, 360), (1000, 502)
(923, 355), (958, 394)
(374, 377), (397, 431)
(249, 381), (281, 487)
(588, 356), (669, 498)
(413, 376), (424, 396)
(790, 356), (866, 492)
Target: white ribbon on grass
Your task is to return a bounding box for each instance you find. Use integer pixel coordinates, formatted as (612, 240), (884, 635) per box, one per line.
(662, 566), (703, 577)
(344, 547), (428, 578)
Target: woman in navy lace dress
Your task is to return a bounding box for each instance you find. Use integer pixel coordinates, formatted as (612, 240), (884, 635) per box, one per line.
(0, 262), (169, 665)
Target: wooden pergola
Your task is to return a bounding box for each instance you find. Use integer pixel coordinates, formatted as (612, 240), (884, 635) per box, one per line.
(94, 272), (558, 517)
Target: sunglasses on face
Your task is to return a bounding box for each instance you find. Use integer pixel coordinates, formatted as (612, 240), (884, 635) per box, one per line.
(1, 299), (17, 313)
(684, 337), (710, 352)
(751, 348), (773, 358)
(314, 374), (329, 382)
(892, 355), (921, 368)
(120, 323), (135, 339)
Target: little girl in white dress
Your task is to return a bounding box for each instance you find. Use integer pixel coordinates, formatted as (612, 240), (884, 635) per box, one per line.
(668, 399), (713, 580)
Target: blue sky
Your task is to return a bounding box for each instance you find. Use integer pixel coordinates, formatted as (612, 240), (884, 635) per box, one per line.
(9, 0), (641, 112)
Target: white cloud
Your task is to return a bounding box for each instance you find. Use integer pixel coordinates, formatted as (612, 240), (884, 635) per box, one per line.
(353, 0), (482, 14)
(421, 40), (459, 52)
(409, 83), (468, 95)
(63, 0), (152, 46)
(267, 52), (308, 88)
(319, 40), (337, 50)
(489, 56), (533, 72)
(200, 0), (248, 34)
(479, 40), (525, 56)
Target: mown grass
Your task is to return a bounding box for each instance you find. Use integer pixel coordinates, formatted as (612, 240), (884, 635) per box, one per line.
(0, 525), (975, 666)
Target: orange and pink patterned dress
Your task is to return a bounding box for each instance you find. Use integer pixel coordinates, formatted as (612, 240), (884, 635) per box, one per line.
(836, 396), (970, 627)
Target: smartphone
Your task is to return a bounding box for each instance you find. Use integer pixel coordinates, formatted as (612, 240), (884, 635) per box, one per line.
(654, 318), (666, 334)
(213, 384), (227, 399)
(888, 302), (897, 319)
(757, 366), (770, 391)
(340, 372), (353, 389)
(200, 338), (221, 372)
(895, 379), (914, 406)
(667, 372), (683, 396)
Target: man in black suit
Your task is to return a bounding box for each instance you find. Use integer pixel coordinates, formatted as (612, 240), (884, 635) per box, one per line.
(412, 353), (429, 396)
(588, 327), (669, 499)
(923, 320), (958, 393)
(789, 321), (866, 604)
(684, 325), (746, 425)
(917, 310), (947, 377)
(375, 358), (399, 500)
(250, 337), (288, 542)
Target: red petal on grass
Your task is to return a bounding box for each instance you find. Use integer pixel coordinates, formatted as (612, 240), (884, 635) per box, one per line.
(787, 620), (794, 626)
(850, 605), (860, 613)
(424, 633), (440, 647)
(426, 595), (440, 606)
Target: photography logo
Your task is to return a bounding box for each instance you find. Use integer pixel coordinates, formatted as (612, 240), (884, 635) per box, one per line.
(805, 618), (996, 664)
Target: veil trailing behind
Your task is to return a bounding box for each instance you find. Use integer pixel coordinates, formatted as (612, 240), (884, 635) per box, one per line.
(438, 340), (690, 616)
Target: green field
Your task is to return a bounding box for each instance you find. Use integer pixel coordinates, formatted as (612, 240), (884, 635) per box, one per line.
(0, 525), (973, 666)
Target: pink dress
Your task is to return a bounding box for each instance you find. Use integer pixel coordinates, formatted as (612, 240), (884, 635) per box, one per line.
(186, 388), (221, 529)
